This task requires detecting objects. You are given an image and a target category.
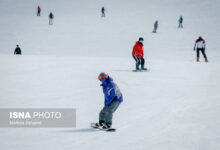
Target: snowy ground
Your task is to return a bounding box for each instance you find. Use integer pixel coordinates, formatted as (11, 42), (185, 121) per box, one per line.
(0, 0), (220, 150)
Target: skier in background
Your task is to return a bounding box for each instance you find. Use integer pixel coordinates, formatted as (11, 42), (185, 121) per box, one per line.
(194, 36), (208, 62)
(14, 45), (22, 55)
(152, 20), (158, 33)
(132, 37), (147, 70)
(37, 6), (41, 16)
(178, 16), (183, 28)
(48, 12), (54, 25)
(101, 7), (105, 17)
(94, 72), (123, 129)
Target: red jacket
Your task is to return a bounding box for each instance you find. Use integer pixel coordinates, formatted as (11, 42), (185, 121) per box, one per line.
(132, 41), (144, 58)
(38, 7), (41, 12)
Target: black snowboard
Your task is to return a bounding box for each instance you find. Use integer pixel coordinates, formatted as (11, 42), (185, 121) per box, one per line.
(91, 123), (116, 132)
(132, 69), (149, 72)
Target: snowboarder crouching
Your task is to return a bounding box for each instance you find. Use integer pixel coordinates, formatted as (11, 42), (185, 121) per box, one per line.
(132, 37), (147, 70)
(95, 72), (123, 129)
(14, 45), (22, 55)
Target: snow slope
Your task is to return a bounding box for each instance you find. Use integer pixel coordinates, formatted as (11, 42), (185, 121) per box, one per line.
(0, 0), (220, 150)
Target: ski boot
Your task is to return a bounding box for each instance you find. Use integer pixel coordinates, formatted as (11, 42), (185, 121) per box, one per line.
(136, 68), (141, 71)
(141, 67), (147, 71)
(136, 66), (140, 71)
(205, 57), (208, 62)
(197, 57), (200, 62)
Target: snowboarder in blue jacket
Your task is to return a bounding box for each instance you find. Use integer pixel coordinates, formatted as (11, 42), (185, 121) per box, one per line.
(95, 72), (123, 129)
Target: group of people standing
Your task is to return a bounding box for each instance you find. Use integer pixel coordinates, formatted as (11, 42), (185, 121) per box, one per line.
(152, 16), (183, 33)
(37, 6), (54, 25)
(151, 15), (208, 62)
(14, 7), (208, 63)
(131, 36), (208, 70)
(14, 38), (209, 64)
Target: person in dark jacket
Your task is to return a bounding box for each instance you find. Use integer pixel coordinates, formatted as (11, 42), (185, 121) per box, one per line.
(101, 7), (105, 17)
(178, 16), (183, 28)
(48, 12), (54, 25)
(194, 36), (208, 62)
(95, 72), (123, 129)
(152, 20), (158, 33)
(14, 45), (22, 55)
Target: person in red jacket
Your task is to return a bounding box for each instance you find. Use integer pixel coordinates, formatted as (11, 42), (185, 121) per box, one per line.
(132, 37), (147, 70)
(37, 6), (41, 16)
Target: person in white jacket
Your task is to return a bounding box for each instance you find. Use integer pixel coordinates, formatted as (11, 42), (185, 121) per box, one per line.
(194, 36), (208, 62)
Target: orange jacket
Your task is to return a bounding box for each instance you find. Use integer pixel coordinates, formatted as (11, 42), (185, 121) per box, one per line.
(38, 6), (41, 12)
(132, 41), (144, 58)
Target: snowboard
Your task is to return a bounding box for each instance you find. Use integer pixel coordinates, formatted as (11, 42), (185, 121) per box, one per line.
(132, 69), (149, 72)
(91, 123), (116, 132)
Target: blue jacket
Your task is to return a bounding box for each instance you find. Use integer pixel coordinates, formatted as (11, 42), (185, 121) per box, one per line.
(101, 77), (123, 106)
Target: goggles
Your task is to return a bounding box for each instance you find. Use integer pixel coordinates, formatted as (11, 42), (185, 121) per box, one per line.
(98, 74), (108, 81)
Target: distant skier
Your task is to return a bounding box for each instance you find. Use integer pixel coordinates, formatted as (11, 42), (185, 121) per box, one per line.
(48, 12), (54, 25)
(194, 36), (208, 62)
(37, 6), (41, 16)
(14, 45), (22, 55)
(101, 7), (105, 17)
(178, 16), (183, 28)
(132, 37), (147, 70)
(94, 72), (123, 129)
(152, 20), (158, 33)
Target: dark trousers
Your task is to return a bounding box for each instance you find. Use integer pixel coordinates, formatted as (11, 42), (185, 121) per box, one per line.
(132, 55), (145, 69)
(179, 23), (183, 28)
(37, 12), (40, 16)
(14, 50), (21, 55)
(153, 27), (157, 33)
(14, 52), (21, 55)
(102, 12), (105, 17)
(99, 101), (120, 124)
(197, 48), (207, 58)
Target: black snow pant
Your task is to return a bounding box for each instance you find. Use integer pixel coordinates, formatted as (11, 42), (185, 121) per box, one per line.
(37, 12), (40, 16)
(14, 52), (21, 55)
(153, 27), (157, 33)
(14, 49), (21, 55)
(179, 23), (183, 28)
(102, 12), (105, 17)
(197, 48), (207, 58)
(133, 55), (145, 69)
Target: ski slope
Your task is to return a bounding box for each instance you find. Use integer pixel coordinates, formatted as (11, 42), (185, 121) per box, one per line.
(0, 0), (220, 150)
